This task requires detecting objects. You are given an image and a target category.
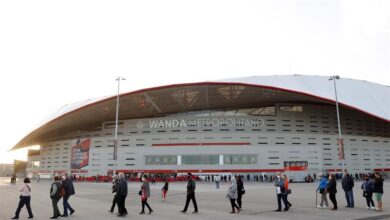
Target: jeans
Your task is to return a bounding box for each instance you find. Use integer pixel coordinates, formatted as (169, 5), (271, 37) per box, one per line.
(63, 195), (74, 215)
(229, 199), (239, 212)
(117, 195), (127, 215)
(237, 193), (243, 208)
(141, 198), (152, 212)
(15, 196), (33, 218)
(344, 190), (354, 207)
(329, 193), (338, 209)
(110, 195), (117, 212)
(183, 192), (198, 212)
(365, 193), (375, 207)
(276, 194), (288, 210)
(51, 197), (60, 217)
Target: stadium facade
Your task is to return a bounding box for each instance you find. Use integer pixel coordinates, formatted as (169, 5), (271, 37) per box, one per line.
(11, 75), (390, 180)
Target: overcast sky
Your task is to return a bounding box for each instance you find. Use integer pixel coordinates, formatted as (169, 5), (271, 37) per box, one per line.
(0, 0), (389, 163)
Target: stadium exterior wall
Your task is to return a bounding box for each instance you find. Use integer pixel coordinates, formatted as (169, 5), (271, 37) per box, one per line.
(26, 103), (390, 180)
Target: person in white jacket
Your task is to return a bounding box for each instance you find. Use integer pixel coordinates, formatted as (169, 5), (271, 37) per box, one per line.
(226, 179), (240, 214)
(12, 177), (33, 219)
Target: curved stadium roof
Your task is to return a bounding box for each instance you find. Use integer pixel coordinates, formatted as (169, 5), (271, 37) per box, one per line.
(11, 75), (390, 150)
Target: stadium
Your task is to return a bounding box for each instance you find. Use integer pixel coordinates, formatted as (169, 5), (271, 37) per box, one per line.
(11, 75), (390, 181)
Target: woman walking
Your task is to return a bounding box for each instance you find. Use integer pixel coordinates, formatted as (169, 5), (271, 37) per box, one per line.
(12, 178), (33, 219)
(236, 176), (245, 209)
(226, 179), (240, 214)
(50, 176), (63, 219)
(361, 175), (375, 210)
(283, 174), (292, 209)
(109, 175), (119, 213)
(372, 172), (384, 211)
(327, 174), (338, 210)
(161, 180), (169, 201)
(139, 175), (153, 215)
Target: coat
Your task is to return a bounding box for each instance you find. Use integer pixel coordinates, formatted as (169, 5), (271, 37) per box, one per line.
(327, 179), (337, 194)
(226, 181), (238, 199)
(62, 177), (75, 196)
(117, 179), (128, 198)
(141, 181), (151, 198)
(187, 179), (196, 195)
(341, 175), (354, 191)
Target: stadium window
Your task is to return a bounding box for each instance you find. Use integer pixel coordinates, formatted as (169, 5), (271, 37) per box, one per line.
(181, 155), (219, 165)
(224, 154), (257, 165)
(279, 105), (303, 112)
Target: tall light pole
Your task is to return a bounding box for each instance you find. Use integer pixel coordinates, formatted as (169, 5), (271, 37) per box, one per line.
(329, 75), (345, 175)
(113, 76), (125, 176)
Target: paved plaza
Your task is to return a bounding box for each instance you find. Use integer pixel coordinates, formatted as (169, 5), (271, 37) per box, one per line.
(1, 177), (389, 220)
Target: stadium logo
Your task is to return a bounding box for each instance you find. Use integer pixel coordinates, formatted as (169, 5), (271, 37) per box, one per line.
(137, 117), (264, 129)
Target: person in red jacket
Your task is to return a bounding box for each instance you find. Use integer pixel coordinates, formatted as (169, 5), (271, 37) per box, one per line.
(283, 174), (292, 209)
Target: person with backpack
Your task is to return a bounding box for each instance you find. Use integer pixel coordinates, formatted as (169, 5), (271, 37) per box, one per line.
(11, 177), (33, 219)
(316, 173), (329, 208)
(61, 173), (75, 216)
(50, 175), (64, 219)
(274, 172), (288, 212)
(161, 180), (169, 201)
(361, 174), (375, 210)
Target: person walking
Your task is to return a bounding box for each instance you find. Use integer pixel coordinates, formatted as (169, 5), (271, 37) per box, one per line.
(109, 175), (119, 213)
(11, 177), (33, 219)
(61, 173), (75, 217)
(327, 174), (338, 210)
(372, 172), (384, 211)
(236, 176), (245, 209)
(161, 180), (169, 201)
(274, 172), (288, 212)
(283, 174), (292, 209)
(342, 171), (355, 208)
(316, 173), (329, 208)
(139, 175), (153, 215)
(116, 173), (128, 217)
(50, 176), (63, 219)
(226, 179), (240, 213)
(180, 173), (198, 214)
(361, 175), (375, 210)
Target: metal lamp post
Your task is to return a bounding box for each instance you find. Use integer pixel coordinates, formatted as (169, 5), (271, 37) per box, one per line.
(329, 75), (345, 175)
(113, 76), (125, 176)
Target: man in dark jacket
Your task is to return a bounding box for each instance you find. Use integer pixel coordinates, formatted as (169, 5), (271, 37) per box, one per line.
(116, 173), (128, 217)
(62, 173), (75, 217)
(342, 171), (355, 208)
(181, 173), (198, 214)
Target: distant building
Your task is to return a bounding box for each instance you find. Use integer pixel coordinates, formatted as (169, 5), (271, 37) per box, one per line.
(13, 160), (27, 178)
(0, 164), (13, 177)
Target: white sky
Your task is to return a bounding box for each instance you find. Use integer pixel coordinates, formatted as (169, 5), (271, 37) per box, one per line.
(0, 0), (389, 163)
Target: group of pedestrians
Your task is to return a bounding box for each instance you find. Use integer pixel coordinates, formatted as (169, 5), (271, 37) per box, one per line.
(316, 171), (384, 212)
(11, 173), (75, 219)
(274, 172), (292, 212)
(10, 171), (385, 219)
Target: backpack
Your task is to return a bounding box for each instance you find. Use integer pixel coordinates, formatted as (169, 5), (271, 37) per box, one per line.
(59, 186), (65, 197)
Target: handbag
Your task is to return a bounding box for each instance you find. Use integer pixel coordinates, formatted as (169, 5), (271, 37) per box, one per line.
(138, 190), (142, 196)
(286, 189), (292, 194)
(319, 188), (325, 194)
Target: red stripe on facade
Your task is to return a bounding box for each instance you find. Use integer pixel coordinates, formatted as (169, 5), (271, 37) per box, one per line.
(152, 142), (251, 147)
(109, 169), (284, 173)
